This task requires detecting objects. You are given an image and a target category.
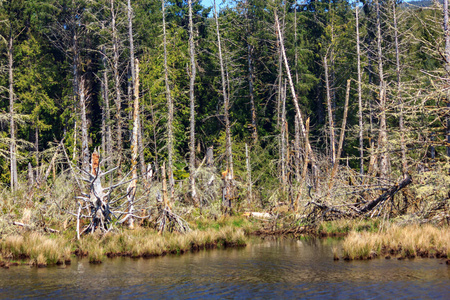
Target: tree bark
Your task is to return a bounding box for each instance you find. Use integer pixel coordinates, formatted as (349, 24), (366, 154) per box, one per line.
(188, 0), (198, 205)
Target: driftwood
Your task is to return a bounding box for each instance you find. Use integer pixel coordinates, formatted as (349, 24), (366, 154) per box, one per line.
(12, 222), (59, 234)
(303, 174), (413, 223)
(358, 174), (412, 213)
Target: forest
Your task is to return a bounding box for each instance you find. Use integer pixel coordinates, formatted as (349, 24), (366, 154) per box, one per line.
(0, 0), (449, 259)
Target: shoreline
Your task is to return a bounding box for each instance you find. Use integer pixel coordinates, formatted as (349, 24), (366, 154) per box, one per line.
(1, 217), (449, 268)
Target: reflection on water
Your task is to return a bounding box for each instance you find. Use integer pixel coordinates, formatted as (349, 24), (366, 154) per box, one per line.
(0, 238), (449, 299)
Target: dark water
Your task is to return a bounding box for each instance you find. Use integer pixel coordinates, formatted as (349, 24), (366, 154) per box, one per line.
(0, 238), (449, 299)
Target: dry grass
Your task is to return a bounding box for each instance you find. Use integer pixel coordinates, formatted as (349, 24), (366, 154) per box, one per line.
(342, 224), (449, 260)
(73, 225), (248, 262)
(0, 232), (68, 266)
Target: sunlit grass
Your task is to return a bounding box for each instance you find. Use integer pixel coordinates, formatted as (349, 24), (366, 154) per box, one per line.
(341, 224), (449, 260)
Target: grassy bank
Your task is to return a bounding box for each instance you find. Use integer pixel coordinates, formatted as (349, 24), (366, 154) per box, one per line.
(317, 219), (381, 236)
(340, 224), (450, 260)
(0, 220), (249, 268)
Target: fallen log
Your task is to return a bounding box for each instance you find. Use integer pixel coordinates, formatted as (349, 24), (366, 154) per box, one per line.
(358, 174), (412, 214)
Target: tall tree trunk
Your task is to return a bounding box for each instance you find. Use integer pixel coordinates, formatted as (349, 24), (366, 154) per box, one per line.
(280, 80), (287, 192)
(355, 4), (364, 176)
(80, 79), (90, 173)
(324, 56), (336, 165)
(214, 0), (233, 179)
(245, 143), (252, 204)
(127, 0), (146, 177)
(329, 80), (351, 191)
(274, 10), (317, 173)
(375, 0), (389, 179)
(35, 124), (39, 180)
(294, 113), (301, 181)
(188, 0), (198, 205)
(162, 0), (175, 198)
(111, 0), (122, 171)
(101, 46), (111, 163)
(8, 32), (17, 191)
(294, 0), (299, 85)
(248, 42), (257, 143)
(149, 93), (159, 176)
(127, 59), (140, 229)
(245, 0), (257, 143)
(444, 0), (450, 158)
(392, 1), (407, 175)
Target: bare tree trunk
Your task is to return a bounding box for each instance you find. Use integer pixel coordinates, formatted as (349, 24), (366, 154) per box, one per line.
(101, 46), (111, 163)
(73, 120), (77, 161)
(245, 0), (257, 143)
(35, 125), (39, 180)
(355, 4), (364, 176)
(162, 0), (175, 198)
(329, 80), (351, 190)
(274, 10), (317, 172)
(245, 143), (252, 204)
(188, 0), (198, 205)
(111, 0), (122, 171)
(127, 59), (140, 229)
(127, 0), (146, 177)
(294, 114), (301, 181)
(444, 0), (450, 158)
(375, 0), (389, 179)
(324, 56), (336, 165)
(280, 80), (287, 192)
(392, 1), (407, 175)
(149, 93), (159, 174)
(8, 32), (17, 191)
(80, 79), (90, 173)
(214, 0), (233, 179)
(248, 43), (257, 142)
(294, 0), (298, 85)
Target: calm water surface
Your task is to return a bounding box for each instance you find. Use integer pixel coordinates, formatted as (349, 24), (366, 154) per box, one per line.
(0, 238), (449, 299)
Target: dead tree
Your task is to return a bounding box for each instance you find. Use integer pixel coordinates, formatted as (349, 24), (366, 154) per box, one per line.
(157, 163), (190, 233)
(444, 0), (450, 158)
(188, 0), (198, 206)
(355, 4), (364, 176)
(375, 0), (389, 179)
(77, 151), (112, 235)
(274, 7), (318, 182)
(8, 26), (17, 191)
(324, 55), (336, 165)
(214, 0), (234, 210)
(80, 79), (90, 173)
(162, 0), (175, 199)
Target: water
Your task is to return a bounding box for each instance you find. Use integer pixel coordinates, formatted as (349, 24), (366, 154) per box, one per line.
(0, 238), (449, 299)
